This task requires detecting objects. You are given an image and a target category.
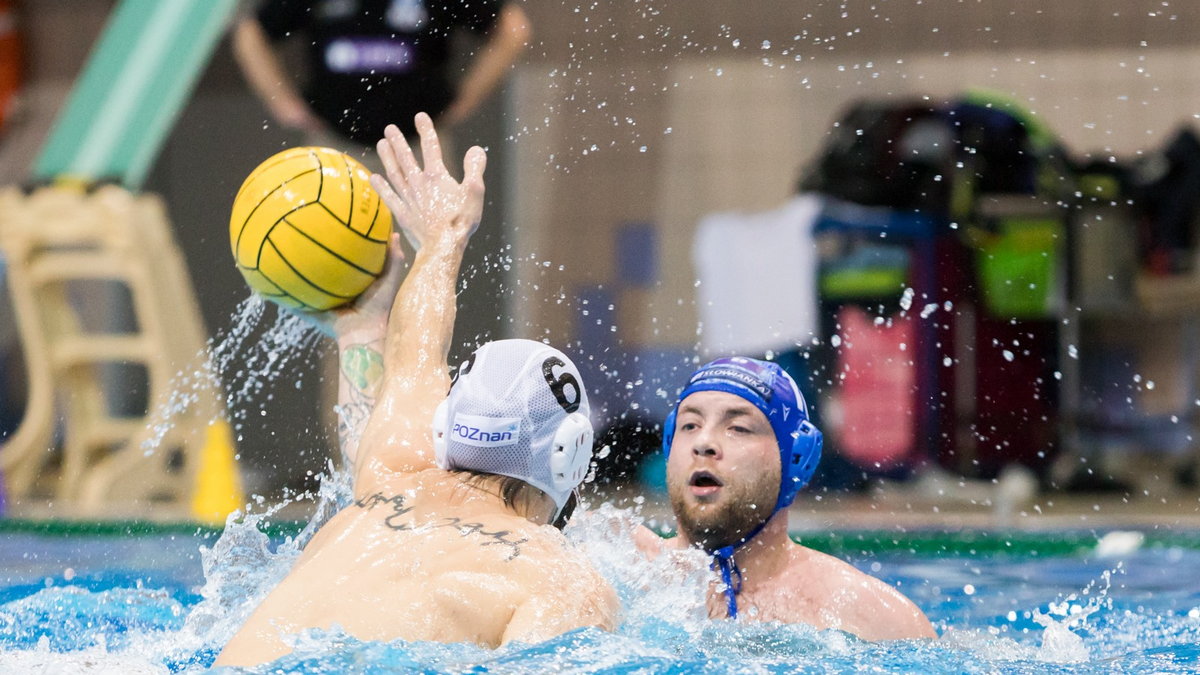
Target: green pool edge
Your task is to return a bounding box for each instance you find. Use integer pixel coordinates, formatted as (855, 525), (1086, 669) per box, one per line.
(3, 518), (1199, 557)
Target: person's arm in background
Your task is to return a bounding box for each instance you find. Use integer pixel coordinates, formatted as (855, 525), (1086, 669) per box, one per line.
(439, 3), (532, 129)
(231, 16), (325, 133)
(352, 113), (487, 494)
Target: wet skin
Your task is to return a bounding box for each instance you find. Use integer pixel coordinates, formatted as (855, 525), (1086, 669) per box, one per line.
(643, 390), (937, 639)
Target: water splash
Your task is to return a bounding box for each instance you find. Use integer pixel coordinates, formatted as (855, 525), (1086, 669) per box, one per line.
(0, 288), (345, 669)
(212, 296), (325, 419)
(567, 502), (710, 640)
(141, 295), (325, 455)
(6, 520), (1200, 672)
(1030, 564), (1121, 663)
(154, 465), (351, 664)
(0, 639), (166, 675)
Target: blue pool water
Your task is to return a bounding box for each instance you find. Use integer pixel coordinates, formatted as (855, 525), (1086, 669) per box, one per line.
(1, 506), (1199, 674)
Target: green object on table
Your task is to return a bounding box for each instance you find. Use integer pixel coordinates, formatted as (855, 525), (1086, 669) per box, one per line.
(977, 216), (1062, 319)
(820, 244), (911, 301)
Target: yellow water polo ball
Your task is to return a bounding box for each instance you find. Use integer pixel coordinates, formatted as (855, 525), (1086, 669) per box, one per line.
(229, 146), (392, 311)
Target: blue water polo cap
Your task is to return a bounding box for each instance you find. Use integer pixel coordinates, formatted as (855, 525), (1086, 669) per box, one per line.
(662, 357), (823, 513)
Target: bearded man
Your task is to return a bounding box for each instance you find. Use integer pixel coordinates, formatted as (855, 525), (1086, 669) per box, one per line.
(635, 357), (936, 640)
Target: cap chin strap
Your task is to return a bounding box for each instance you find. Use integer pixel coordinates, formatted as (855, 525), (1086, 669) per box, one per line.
(707, 515), (773, 620)
(551, 492), (578, 530)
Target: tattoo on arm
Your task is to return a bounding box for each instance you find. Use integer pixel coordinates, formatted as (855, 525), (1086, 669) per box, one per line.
(336, 342), (385, 465)
(343, 344), (385, 391)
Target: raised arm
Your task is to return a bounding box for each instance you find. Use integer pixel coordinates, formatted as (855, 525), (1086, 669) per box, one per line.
(324, 235), (405, 466)
(352, 113), (487, 491)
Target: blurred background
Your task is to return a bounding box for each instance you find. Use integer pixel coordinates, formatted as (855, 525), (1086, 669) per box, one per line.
(1, 0), (1199, 520)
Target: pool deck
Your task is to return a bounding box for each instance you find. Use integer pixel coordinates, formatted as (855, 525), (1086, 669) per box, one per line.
(4, 478), (1200, 532)
(788, 488), (1200, 532)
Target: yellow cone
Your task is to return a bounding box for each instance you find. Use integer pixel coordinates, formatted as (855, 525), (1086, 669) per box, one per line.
(191, 419), (244, 525)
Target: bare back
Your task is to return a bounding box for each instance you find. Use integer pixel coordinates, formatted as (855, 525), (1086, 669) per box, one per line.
(219, 471), (615, 666)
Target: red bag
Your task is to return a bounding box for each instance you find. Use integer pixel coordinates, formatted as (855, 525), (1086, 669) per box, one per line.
(835, 306), (916, 470)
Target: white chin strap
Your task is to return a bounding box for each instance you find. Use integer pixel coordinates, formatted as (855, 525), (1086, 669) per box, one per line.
(548, 412), (593, 523)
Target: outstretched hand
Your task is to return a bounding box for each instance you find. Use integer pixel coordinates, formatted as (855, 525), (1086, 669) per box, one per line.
(370, 112), (487, 251)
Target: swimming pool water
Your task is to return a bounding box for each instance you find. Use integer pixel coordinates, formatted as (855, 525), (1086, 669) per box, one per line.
(1, 509), (1199, 674)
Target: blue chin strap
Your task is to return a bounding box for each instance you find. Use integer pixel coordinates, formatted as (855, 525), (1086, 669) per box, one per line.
(712, 545), (744, 618)
(662, 357), (823, 619)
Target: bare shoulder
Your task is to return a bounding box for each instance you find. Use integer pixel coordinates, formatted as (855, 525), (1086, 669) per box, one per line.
(787, 546), (936, 641)
(633, 525), (692, 559)
(499, 523), (611, 591)
(633, 525), (667, 558)
(353, 389), (442, 495)
(501, 528), (618, 644)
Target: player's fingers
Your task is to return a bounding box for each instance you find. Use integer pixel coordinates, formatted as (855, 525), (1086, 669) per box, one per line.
(384, 231), (405, 265)
(378, 232), (407, 289)
(373, 136), (416, 200)
(462, 145), (487, 189)
(352, 233), (407, 314)
(370, 173), (412, 223)
(376, 135), (404, 185)
(415, 113), (447, 174)
(385, 123), (421, 179)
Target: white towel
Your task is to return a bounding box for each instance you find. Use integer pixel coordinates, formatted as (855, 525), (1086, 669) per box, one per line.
(694, 194), (822, 356)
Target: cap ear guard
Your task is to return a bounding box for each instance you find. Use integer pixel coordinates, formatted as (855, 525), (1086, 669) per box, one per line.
(661, 408), (678, 456)
(432, 398), (450, 469)
(778, 419), (823, 508)
(549, 412), (594, 493)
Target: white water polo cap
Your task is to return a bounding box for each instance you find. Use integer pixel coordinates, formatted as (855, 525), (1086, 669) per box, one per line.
(432, 339), (594, 514)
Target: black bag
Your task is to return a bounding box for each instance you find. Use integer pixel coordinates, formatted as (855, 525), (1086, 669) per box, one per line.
(947, 101), (1042, 195)
(1127, 126), (1200, 273)
(799, 101), (951, 211)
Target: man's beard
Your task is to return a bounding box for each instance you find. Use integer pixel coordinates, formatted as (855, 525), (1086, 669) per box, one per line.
(669, 468), (779, 551)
